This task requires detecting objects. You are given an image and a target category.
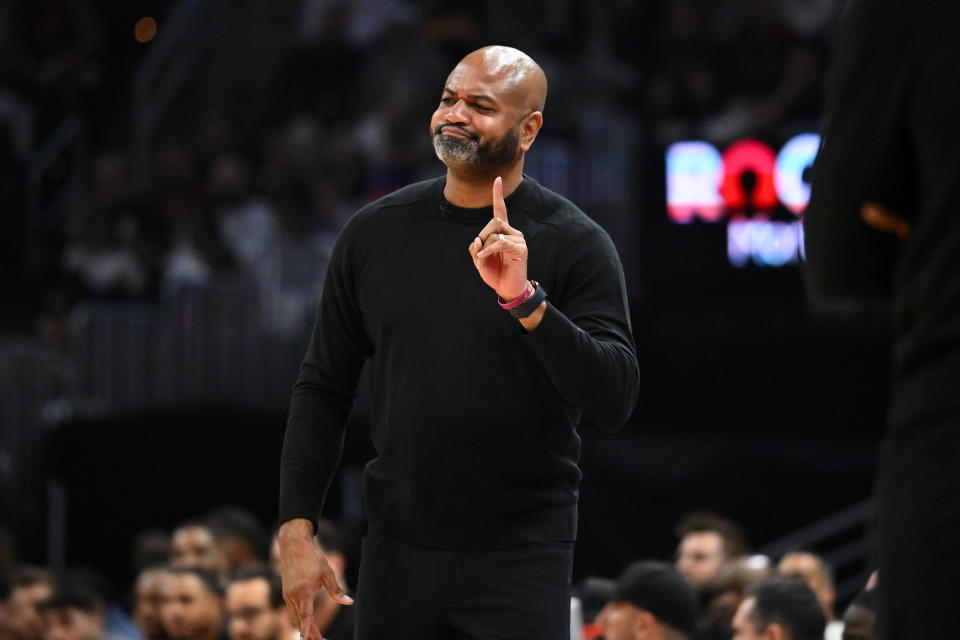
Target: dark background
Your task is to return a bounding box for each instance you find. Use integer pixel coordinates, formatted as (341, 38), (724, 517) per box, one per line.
(0, 0), (888, 603)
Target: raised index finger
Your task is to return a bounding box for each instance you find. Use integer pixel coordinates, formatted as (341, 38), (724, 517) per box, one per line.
(493, 176), (509, 224)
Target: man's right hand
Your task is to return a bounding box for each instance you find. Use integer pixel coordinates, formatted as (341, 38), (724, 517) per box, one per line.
(278, 518), (354, 640)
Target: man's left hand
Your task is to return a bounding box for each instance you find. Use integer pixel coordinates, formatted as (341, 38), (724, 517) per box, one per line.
(468, 176), (528, 301)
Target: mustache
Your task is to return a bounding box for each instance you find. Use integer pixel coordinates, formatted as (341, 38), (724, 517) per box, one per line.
(434, 123), (477, 139)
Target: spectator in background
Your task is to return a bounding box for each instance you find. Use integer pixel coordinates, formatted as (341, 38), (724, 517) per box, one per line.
(675, 512), (749, 593)
(209, 153), (277, 281)
(159, 569), (224, 640)
(223, 567), (292, 640)
(39, 578), (105, 640)
(701, 554), (775, 640)
(169, 523), (228, 580)
(592, 560), (698, 640)
(9, 567), (55, 640)
(777, 552), (841, 640)
(61, 152), (155, 301)
(203, 508), (268, 575)
(132, 567), (169, 640)
(130, 531), (171, 579)
(839, 589), (875, 640)
(66, 569), (139, 640)
(731, 577), (825, 640)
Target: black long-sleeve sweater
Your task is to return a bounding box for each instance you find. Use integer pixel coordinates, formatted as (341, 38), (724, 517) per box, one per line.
(803, 0), (960, 429)
(279, 175), (639, 549)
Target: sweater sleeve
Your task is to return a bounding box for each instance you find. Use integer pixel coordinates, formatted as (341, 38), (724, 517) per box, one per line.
(279, 220), (372, 529)
(802, 0), (911, 303)
(523, 222), (639, 432)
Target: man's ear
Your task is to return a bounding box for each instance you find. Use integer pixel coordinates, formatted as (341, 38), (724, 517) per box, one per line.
(634, 609), (657, 637)
(763, 622), (787, 640)
(519, 111), (543, 152)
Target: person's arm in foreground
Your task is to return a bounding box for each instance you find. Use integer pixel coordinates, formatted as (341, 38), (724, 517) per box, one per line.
(803, 0), (913, 302)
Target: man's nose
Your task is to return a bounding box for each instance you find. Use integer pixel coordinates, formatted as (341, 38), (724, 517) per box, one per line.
(445, 100), (469, 123)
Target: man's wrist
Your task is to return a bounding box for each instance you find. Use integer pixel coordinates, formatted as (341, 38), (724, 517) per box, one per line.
(518, 301), (547, 331)
(507, 281), (546, 319)
(498, 280), (534, 308)
(278, 517), (315, 543)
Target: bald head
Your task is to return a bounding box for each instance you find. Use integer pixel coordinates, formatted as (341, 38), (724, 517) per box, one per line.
(430, 45), (546, 178)
(777, 552), (836, 620)
(454, 46), (547, 113)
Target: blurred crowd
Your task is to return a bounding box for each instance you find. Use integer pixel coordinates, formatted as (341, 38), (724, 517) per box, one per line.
(0, 508), (358, 640)
(0, 0), (840, 336)
(0, 508), (877, 640)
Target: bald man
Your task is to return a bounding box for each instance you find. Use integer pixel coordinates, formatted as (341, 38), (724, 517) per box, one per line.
(278, 45), (639, 640)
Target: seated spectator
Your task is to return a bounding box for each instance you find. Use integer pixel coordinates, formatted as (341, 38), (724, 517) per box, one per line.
(703, 554), (775, 638)
(130, 531), (171, 577)
(731, 577), (825, 640)
(159, 569), (225, 640)
(132, 567), (170, 640)
(223, 567), (293, 640)
(777, 551), (841, 640)
(67, 569), (139, 640)
(592, 560), (699, 640)
(840, 589), (876, 640)
(169, 523), (228, 580)
(9, 567), (55, 640)
(675, 512), (749, 594)
(39, 576), (104, 640)
(202, 508), (267, 574)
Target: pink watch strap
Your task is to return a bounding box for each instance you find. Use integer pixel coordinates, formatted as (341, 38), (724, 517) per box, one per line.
(498, 281), (534, 309)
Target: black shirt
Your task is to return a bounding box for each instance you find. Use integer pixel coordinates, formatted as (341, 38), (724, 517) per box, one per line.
(280, 176), (639, 549)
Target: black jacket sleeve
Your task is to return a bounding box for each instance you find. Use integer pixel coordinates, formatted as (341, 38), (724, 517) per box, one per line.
(803, 1), (915, 303)
(523, 222), (639, 432)
(278, 220), (372, 529)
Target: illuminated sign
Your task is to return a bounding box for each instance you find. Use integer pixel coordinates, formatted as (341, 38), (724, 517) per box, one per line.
(666, 141), (724, 224)
(665, 133), (820, 268)
(727, 216), (805, 268)
(719, 140), (778, 213)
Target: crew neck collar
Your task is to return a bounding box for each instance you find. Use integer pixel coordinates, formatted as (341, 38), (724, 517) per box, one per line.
(432, 176), (535, 225)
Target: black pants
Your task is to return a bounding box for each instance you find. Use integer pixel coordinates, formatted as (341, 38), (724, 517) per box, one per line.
(353, 534), (574, 639)
(877, 417), (960, 639)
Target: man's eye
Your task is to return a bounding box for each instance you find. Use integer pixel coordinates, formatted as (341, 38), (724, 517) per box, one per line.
(441, 97), (456, 105)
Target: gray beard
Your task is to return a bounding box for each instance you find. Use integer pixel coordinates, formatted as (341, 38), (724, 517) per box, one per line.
(432, 127), (520, 168)
(433, 133), (480, 165)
